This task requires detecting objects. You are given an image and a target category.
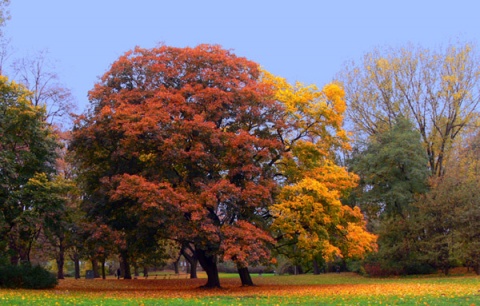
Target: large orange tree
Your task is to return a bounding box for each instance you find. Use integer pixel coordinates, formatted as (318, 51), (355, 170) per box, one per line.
(71, 45), (284, 287)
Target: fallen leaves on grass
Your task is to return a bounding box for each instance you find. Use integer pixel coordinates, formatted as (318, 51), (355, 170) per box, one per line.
(39, 275), (480, 299)
(0, 273), (478, 305)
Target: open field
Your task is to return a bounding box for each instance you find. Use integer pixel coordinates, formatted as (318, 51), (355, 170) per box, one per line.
(1, 272), (479, 305)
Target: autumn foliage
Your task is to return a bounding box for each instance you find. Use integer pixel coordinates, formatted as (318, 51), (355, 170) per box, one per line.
(262, 72), (376, 265)
(71, 44), (375, 287)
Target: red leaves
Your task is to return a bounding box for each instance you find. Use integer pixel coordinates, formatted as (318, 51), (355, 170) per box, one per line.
(107, 174), (185, 213)
(221, 221), (274, 267)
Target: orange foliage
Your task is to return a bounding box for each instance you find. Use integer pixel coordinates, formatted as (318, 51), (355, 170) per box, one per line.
(72, 44), (288, 287)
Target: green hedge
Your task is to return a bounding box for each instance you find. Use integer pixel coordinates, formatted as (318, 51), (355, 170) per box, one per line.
(0, 263), (58, 289)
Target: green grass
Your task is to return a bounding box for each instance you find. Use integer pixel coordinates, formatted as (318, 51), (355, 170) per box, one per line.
(0, 272), (479, 305)
(0, 294), (477, 305)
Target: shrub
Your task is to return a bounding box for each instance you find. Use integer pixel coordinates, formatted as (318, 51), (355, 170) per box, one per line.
(403, 262), (436, 275)
(363, 263), (397, 277)
(0, 263), (58, 289)
(347, 260), (367, 276)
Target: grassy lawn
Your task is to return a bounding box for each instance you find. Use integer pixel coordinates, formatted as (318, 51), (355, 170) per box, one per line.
(0, 272), (479, 305)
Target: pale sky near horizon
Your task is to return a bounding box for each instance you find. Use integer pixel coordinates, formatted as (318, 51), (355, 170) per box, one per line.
(5, 1), (480, 113)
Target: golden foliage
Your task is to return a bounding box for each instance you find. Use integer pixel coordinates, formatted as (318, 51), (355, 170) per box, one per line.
(264, 71), (377, 262)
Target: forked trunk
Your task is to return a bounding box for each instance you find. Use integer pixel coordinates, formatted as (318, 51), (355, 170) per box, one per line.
(196, 248), (220, 288)
(237, 266), (254, 286)
(181, 246), (198, 279)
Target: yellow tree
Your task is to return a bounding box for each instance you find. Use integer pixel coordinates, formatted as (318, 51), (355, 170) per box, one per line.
(263, 72), (377, 271)
(337, 42), (480, 177)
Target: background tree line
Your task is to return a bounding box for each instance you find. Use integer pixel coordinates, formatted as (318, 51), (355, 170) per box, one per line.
(338, 42), (480, 276)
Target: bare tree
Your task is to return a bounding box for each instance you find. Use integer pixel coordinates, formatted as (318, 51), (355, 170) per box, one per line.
(0, 36), (12, 75)
(12, 50), (76, 128)
(337, 42), (480, 176)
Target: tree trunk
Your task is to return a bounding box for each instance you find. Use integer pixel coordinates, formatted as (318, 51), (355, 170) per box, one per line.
(173, 259), (180, 274)
(475, 263), (480, 275)
(237, 266), (254, 286)
(74, 254), (80, 279)
(101, 258), (106, 279)
(294, 265), (304, 275)
(181, 246), (198, 279)
(120, 251), (132, 279)
(189, 258), (198, 279)
(195, 248), (220, 288)
(133, 262), (139, 278)
(313, 259), (321, 275)
(91, 258), (100, 278)
(443, 266), (450, 276)
(56, 245), (65, 279)
(8, 235), (21, 265)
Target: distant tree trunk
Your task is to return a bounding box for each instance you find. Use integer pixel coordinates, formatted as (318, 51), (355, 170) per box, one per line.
(195, 248), (220, 288)
(173, 260), (179, 274)
(313, 259), (321, 275)
(101, 257), (106, 279)
(237, 266), (254, 286)
(173, 253), (181, 274)
(120, 251), (132, 279)
(91, 259), (100, 278)
(173, 250), (182, 274)
(294, 265), (304, 275)
(133, 261), (139, 278)
(8, 236), (20, 265)
(181, 245), (198, 279)
(443, 266), (450, 276)
(73, 254), (80, 279)
(56, 244), (65, 279)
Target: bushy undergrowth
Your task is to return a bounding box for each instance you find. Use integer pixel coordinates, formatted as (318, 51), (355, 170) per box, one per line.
(363, 262), (436, 277)
(0, 263), (58, 289)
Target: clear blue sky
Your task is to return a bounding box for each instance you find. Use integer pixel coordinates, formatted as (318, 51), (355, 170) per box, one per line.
(5, 1), (480, 112)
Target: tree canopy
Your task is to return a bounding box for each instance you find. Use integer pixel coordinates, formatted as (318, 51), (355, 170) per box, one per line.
(72, 44), (285, 287)
(0, 76), (60, 264)
(350, 117), (430, 220)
